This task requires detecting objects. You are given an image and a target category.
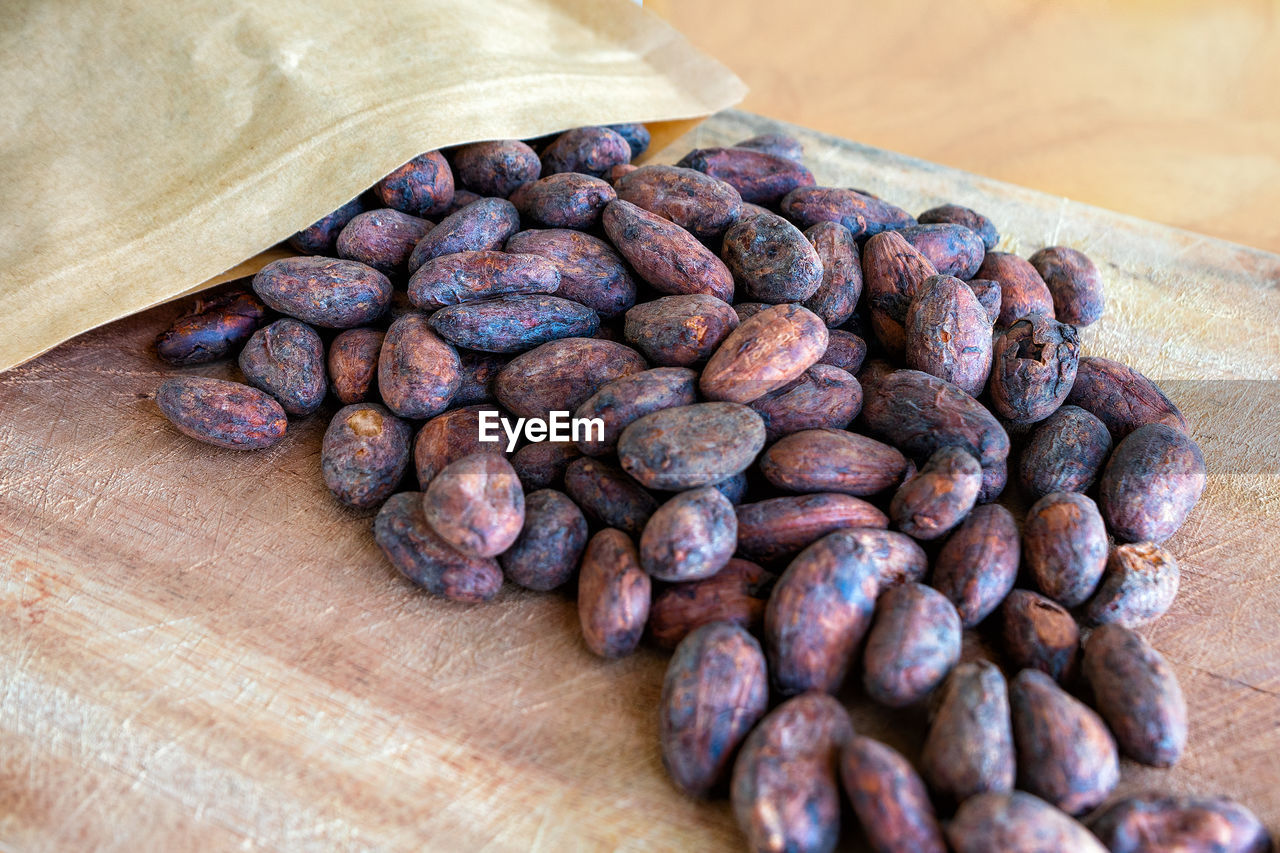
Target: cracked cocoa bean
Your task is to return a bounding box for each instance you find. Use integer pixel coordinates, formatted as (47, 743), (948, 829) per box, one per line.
(700, 303), (828, 403)
(721, 211), (824, 303)
(677, 146), (815, 205)
(617, 402), (766, 491)
(1099, 422), (1206, 542)
(1029, 246), (1105, 326)
(840, 736), (946, 853)
(759, 428), (908, 496)
(862, 583), (962, 707)
(373, 492), (501, 603)
(321, 403), (411, 508)
(336, 208), (433, 275)
(1022, 491), (1109, 607)
(921, 661), (1015, 802)
(377, 313), (461, 419)
(375, 151), (454, 217)
(1089, 794), (1270, 853)
(989, 313), (1080, 425)
(889, 446), (982, 540)
(932, 503), (1020, 627)
(660, 623), (768, 797)
(603, 199), (735, 302)
(1066, 355), (1190, 438)
(564, 456), (658, 537)
(511, 172), (616, 229)
(947, 792), (1107, 853)
(238, 318), (327, 416)
(451, 139), (541, 198)
(406, 198), (521, 272)
(861, 231), (939, 357)
(1083, 624), (1187, 766)
(253, 256), (393, 328)
(781, 186), (915, 237)
(1001, 589), (1079, 682)
(577, 528), (650, 658)
(1018, 405), (1112, 499)
(802, 221), (861, 327)
(648, 558), (774, 650)
(640, 487), (738, 582)
(327, 328), (384, 405)
(540, 126), (631, 177)
(975, 251), (1055, 326)
(573, 367), (698, 456)
(1083, 541), (1180, 627)
(156, 376), (287, 450)
(494, 337), (646, 419)
(735, 493), (888, 564)
(614, 164), (743, 239)
(499, 488), (588, 592)
(917, 203), (999, 251)
(623, 294), (739, 366)
(155, 287), (267, 366)
(898, 223), (986, 279)
(505, 228), (636, 318)
(904, 274), (992, 397)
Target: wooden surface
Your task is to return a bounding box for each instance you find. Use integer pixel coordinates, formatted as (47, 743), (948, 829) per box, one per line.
(647, 0), (1280, 254)
(3, 110), (1280, 851)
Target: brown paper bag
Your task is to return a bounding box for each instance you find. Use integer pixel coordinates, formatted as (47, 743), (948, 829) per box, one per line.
(0, 0), (745, 371)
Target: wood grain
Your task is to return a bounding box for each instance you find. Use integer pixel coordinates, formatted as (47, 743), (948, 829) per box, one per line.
(2, 110), (1279, 851)
(647, 0), (1280, 254)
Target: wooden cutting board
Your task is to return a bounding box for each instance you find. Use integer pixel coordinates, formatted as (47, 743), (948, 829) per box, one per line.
(2, 110), (1278, 851)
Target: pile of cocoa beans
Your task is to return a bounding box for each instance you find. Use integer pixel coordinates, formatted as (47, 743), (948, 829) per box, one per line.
(151, 123), (1270, 852)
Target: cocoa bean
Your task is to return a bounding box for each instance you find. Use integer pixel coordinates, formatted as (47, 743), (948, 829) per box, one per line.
(452, 349), (507, 406)
(155, 376), (287, 450)
(730, 692), (852, 853)
(932, 503), (1020, 627)
(602, 199), (735, 302)
(451, 140), (541, 198)
(861, 230), (938, 356)
(860, 368), (1009, 468)
(780, 186), (915, 237)
(505, 228), (636, 318)
(413, 405), (507, 487)
(510, 440), (580, 491)
(1066, 355), (1190, 438)
(564, 456), (658, 537)
(733, 133), (803, 161)
(1022, 492), (1109, 607)
(1082, 542), (1180, 627)
(573, 367), (698, 456)
(577, 529), (650, 658)
(660, 623), (768, 797)
(607, 123), (651, 159)
(373, 492), (502, 602)
(1029, 246), (1105, 326)
(406, 198), (521, 272)
(1010, 668), (1119, 814)
(648, 558), (774, 650)
(289, 198), (364, 255)
(640, 487), (738, 582)
(1083, 624), (1187, 767)
(319, 403), (411, 508)
(616, 401), (766, 491)
(253, 256), (393, 328)
(375, 151), (454, 217)
(711, 471), (750, 505)
(541, 126), (631, 177)
(1018, 405), (1112, 499)
(977, 457), (1008, 503)
(735, 493), (888, 564)
(377, 313), (462, 419)
(967, 278), (1003, 323)
(511, 172), (616, 229)
(989, 313), (1080, 425)
(1089, 794), (1270, 853)
(155, 288), (267, 366)
(904, 274), (992, 397)
(499, 488), (588, 592)
(921, 661), (1015, 802)
(862, 582), (962, 707)
(327, 328), (384, 405)
(614, 164), (743, 239)
(623, 294), (739, 366)
(917, 203), (999, 251)
(818, 329), (866, 373)
(748, 365), (861, 441)
(1000, 589), (1079, 682)
(802, 222), (861, 327)
(336, 208), (433, 275)
(1099, 422), (1206, 542)
(760, 428), (908, 496)
(897, 223), (986, 279)
(494, 337), (647, 419)
(839, 736), (946, 853)
(238, 318), (327, 416)
(428, 294), (599, 353)
(677, 146), (815, 206)
(422, 453), (524, 558)
(975, 251), (1055, 326)
(408, 250), (560, 309)
(721, 211), (824, 303)
(889, 446), (982, 540)
(947, 792), (1107, 853)
(701, 303), (828, 403)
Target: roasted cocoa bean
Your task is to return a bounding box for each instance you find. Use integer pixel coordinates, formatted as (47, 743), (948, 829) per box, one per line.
(1083, 624), (1187, 766)
(1010, 668), (1119, 814)
(839, 736), (946, 853)
(640, 487), (737, 582)
(413, 405), (506, 487)
(607, 122), (651, 159)
(574, 367), (698, 455)
(967, 278), (1003, 323)
(975, 251), (1055, 326)
(451, 139), (541, 198)
(155, 288), (267, 366)
(1083, 541), (1180, 627)
(818, 329), (866, 373)
(375, 151), (454, 217)
(660, 623), (769, 797)
(1001, 589), (1079, 682)
(904, 274), (992, 397)
(373, 492), (502, 602)
(897, 223), (986, 279)
(617, 402), (766, 491)
(721, 211), (824, 303)
(917, 203), (999, 251)
(614, 164), (743, 239)
(1029, 246), (1105, 326)
(327, 328), (384, 405)
(1089, 794), (1270, 853)
(510, 440), (580, 491)
(564, 456), (658, 537)
(648, 558), (774, 650)
(494, 337), (647, 419)
(1023, 491), (1109, 607)
(320, 404), (411, 508)
(677, 146), (815, 205)
(933, 503), (1020, 627)
(253, 256), (393, 328)
(289, 197), (365, 255)
(733, 133), (804, 161)
(736, 494), (888, 564)
(802, 222), (861, 327)
(603, 199), (735, 302)
(947, 792), (1107, 853)
(989, 313), (1080, 424)
(1067, 355), (1191, 438)
(511, 172), (616, 229)
(760, 428), (908, 496)
(540, 126), (631, 177)
(861, 230), (938, 356)
(238, 319), (327, 416)
(422, 453), (524, 558)
(700, 303), (828, 403)
(889, 446), (982, 540)
(505, 228), (636, 318)
(623, 294), (740, 366)
(406, 198), (521, 272)
(156, 376), (287, 450)
(499, 488), (588, 592)
(862, 583), (962, 707)
(377, 313), (462, 419)
(408, 250), (560, 309)
(1099, 422), (1206, 542)
(336, 208), (433, 275)
(921, 661), (1015, 802)
(577, 528), (650, 658)
(730, 693), (852, 853)
(428, 294), (599, 353)
(781, 186), (916, 237)
(1018, 405), (1112, 499)
(747, 365), (861, 442)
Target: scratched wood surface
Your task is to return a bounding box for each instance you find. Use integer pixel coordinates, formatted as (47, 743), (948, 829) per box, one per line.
(2, 110), (1279, 851)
